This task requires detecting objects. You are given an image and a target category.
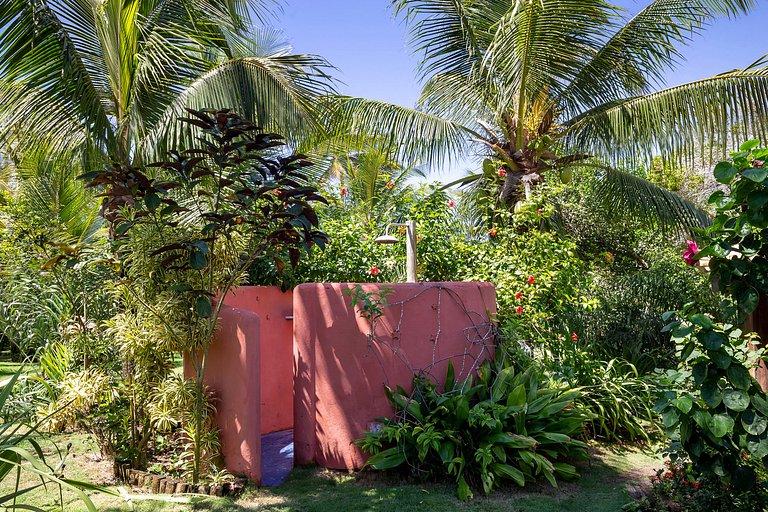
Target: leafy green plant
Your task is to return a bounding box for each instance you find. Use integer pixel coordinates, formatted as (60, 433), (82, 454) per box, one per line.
(624, 458), (768, 512)
(697, 140), (768, 322)
(70, 108), (327, 482)
(657, 308), (767, 490)
(347, 285), (394, 336)
(357, 358), (589, 500)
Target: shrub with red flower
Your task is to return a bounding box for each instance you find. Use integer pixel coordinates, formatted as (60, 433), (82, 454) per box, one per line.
(515, 305), (523, 314)
(369, 266), (380, 276)
(515, 292), (523, 300)
(527, 275), (535, 284)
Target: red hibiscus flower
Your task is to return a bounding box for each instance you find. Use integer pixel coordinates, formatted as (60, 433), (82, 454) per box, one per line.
(515, 292), (523, 300)
(341, 187), (348, 196)
(370, 267), (380, 276)
(682, 240), (698, 266)
(527, 275), (535, 284)
(515, 305), (523, 315)
(498, 168), (507, 177)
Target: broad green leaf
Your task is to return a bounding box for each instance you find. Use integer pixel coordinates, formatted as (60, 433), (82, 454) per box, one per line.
(702, 380), (722, 408)
(672, 396), (693, 414)
(741, 168), (768, 183)
(741, 411), (768, 436)
(195, 296), (212, 318)
(490, 463), (525, 487)
(689, 314), (714, 329)
(747, 432), (768, 458)
(752, 395), (768, 417)
(714, 162), (739, 184)
(727, 365), (752, 391)
(710, 414), (735, 437)
(723, 389), (750, 412)
(698, 330), (725, 350)
(748, 190), (768, 211)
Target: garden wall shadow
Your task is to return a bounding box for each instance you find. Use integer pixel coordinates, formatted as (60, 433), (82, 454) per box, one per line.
(293, 282), (496, 470)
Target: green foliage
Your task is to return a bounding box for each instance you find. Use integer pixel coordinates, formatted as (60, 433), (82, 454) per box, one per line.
(357, 358), (589, 500)
(698, 140), (768, 321)
(69, 108), (327, 483)
(272, 183), (461, 285)
(657, 308), (767, 489)
(625, 456), (768, 512)
(0, 368), (119, 511)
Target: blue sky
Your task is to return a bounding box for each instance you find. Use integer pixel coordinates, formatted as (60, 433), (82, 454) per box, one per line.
(273, 1), (768, 176)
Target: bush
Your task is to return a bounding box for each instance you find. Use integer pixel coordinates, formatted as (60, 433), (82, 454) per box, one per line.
(357, 356), (590, 500)
(625, 459), (768, 512)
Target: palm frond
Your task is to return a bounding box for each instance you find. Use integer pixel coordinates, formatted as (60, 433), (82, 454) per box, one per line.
(417, 72), (495, 130)
(482, 0), (612, 120)
(391, 0), (493, 80)
(595, 165), (711, 233)
(565, 68), (768, 166)
(322, 96), (480, 170)
(0, 0), (112, 153)
(141, 54), (336, 159)
(559, 0), (755, 115)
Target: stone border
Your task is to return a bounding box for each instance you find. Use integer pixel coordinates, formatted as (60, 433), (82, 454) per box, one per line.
(114, 463), (247, 496)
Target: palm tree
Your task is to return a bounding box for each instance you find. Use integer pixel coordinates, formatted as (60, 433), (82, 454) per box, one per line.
(0, 0), (335, 179)
(326, 148), (427, 224)
(327, 0), (768, 230)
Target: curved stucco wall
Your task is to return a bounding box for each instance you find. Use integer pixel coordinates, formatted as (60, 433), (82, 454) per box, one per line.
(293, 282), (496, 470)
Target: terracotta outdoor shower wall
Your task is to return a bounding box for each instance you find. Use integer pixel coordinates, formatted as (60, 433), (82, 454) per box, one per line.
(223, 287), (294, 434)
(185, 305), (261, 482)
(293, 282), (497, 470)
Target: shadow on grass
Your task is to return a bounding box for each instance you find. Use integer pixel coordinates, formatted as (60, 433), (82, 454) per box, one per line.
(97, 445), (660, 512)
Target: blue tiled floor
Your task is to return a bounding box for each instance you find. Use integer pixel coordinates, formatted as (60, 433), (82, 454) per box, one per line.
(261, 429), (293, 486)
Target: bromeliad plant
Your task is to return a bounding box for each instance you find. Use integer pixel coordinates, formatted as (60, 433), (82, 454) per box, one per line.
(357, 358), (589, 500)
(53, 109), (327, 482)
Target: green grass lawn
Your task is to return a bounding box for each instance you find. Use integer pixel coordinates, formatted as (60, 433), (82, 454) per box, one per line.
(0, 431), (662, 512)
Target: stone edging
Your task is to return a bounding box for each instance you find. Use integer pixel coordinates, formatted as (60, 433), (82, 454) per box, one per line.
(114, 463), (247, 496)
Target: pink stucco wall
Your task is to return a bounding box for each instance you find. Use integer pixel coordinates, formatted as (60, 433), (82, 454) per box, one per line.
(223, 287), (294, 434)
(185, 305), (261, 482)
(293, 282), (496, 470)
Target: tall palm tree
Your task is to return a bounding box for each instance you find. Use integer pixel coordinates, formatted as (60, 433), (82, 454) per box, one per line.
(327, 0), (768, 230)
(326, 148), (427, 224)
(0, 0), (335, 173)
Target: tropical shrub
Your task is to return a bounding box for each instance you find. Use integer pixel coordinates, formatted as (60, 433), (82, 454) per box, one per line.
(657, 298), (768, 490)
(696, 140), (768, 322)
(65, 108), (327, 482)
(357, 357), (589, 500)
(625, 458), (768, 512)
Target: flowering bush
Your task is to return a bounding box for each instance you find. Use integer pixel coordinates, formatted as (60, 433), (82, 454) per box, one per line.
(625, 459), (768, 512)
